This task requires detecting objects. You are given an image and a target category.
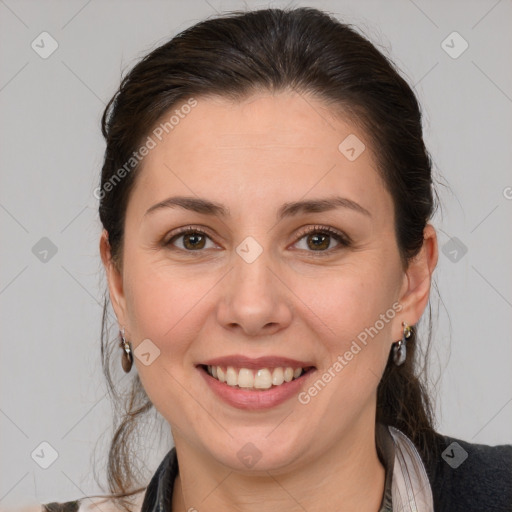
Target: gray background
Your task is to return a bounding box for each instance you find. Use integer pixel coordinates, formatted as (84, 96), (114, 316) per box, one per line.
(1, 0), (511, 507)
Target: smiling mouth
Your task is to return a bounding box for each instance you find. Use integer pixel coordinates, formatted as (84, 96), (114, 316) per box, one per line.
(199, 364), (315, 391)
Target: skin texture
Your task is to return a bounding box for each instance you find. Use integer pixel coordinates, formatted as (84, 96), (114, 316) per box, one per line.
(100, 91), (438, 512)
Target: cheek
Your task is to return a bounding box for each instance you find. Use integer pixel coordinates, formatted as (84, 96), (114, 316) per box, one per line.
(121, 260), (210, 420)
(123, 256), (217, 353)
(295, 265), (396, 392)
(289, 269), (397, 442)
(298, 263), (396, 340)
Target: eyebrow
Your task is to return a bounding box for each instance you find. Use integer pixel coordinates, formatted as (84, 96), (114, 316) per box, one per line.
(144, 195), (372, 219)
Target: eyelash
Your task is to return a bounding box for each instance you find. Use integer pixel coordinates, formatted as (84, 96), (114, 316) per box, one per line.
(164, 224), (351, 255)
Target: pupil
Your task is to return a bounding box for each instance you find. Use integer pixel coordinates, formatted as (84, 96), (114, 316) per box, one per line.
(308, 233), (329, 250)
(185, 233), (205, 249)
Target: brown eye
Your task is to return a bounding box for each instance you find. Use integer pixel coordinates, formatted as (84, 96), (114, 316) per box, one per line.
(294, 226), (350, 253)
(165, 228), (216, 251)
(182, 232), (206, 250)
(306, 232), (331, 251)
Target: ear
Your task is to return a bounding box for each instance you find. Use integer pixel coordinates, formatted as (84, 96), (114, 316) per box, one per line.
(395, 223), (438, 337)
(99, 229), (127, 327)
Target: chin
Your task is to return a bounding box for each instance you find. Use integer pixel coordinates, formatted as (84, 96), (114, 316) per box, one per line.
(203, 429), (305, 474)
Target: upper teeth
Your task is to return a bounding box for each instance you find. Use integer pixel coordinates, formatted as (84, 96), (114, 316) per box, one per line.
(207, 365), (304, 389)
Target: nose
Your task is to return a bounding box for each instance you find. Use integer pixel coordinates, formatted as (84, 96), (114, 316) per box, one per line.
(216, 247), (293, 337)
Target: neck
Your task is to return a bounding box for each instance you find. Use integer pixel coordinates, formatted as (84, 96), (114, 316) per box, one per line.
(171, 422), (386, 512)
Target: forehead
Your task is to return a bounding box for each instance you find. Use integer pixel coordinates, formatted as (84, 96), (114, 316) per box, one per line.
(159, 92), (369, 157)
(130, 91), (392, 223)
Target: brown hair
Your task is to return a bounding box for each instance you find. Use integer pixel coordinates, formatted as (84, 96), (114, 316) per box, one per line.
(93, 7), (442, 510)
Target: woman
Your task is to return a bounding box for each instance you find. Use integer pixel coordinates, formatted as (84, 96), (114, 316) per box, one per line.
(41, 7), (511, 512)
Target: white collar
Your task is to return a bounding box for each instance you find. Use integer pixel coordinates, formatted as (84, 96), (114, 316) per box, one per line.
(388, 425), (434, 511)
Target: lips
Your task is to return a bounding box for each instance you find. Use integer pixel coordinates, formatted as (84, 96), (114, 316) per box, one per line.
(196, 355), (316, 409)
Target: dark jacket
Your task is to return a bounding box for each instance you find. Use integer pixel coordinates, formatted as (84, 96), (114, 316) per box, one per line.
(424, 432), (512, 511)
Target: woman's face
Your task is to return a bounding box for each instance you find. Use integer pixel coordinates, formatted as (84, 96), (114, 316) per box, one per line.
(103, 91), (436, 473)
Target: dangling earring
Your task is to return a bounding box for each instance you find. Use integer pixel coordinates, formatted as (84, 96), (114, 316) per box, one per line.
(392, 321), (412, 366)
(119, 328), (133, 373)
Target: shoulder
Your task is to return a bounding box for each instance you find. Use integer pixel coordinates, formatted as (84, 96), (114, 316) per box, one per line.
(0, 505), (45, 512)
(424, 431), (512, 512)
(38, 492), (145, 512)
